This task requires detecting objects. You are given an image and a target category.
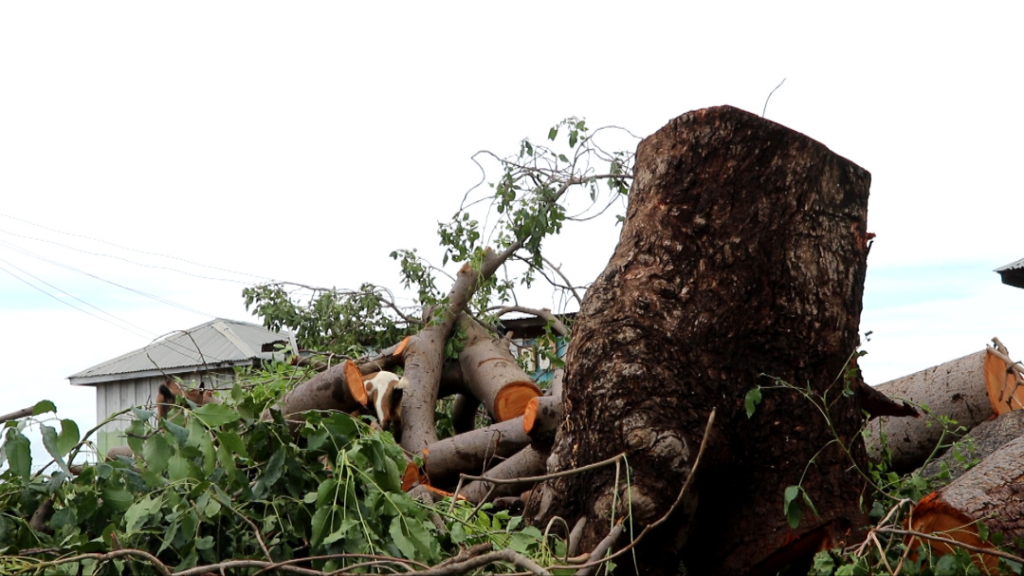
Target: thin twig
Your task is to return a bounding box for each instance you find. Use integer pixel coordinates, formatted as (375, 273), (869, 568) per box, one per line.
(875, 526), (1024, 566)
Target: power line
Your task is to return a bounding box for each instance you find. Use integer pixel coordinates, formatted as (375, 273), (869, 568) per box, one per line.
(0, 259), (154, 340)
(0, 227), (258, 285)
(0, 257), (213, 361)
(0, 213), (276, 284)
(0, 238), (218, 318)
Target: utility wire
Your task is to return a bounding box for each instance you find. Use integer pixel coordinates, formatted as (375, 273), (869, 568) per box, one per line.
(0, 257), (207, 360)
(0, 213), (276, 284)
(0, 238), (218, 318)
(0, 260), (154, 340)
(0, 255), (157, 339)
(0, 227), (258, 285)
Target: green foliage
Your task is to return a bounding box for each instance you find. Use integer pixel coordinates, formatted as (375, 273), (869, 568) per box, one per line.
(244, 118), (634, 355)
(751, 368), (1024, 575)
(0, 369), (572, 575)
(243, 281), (416, 356)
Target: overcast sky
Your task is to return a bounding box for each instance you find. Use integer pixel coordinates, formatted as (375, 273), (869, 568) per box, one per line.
(1, 3), (1022, 447)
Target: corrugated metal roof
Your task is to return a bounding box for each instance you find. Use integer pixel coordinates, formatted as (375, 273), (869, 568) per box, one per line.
(996, 258), (1024, 273)
(996, 258), (1024, 289)
(69, 318), (293, 386)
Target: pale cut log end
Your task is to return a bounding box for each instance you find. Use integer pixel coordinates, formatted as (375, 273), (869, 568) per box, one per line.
(494, 381), (542, 422)
(345, 360), (369, 406)
(910, 493), (1000, 573)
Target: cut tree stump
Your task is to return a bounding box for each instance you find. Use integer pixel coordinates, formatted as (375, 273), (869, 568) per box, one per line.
(909, 432), (1024, 573)
(865, 346), (1015, 472)
(527, 105), (877, 576)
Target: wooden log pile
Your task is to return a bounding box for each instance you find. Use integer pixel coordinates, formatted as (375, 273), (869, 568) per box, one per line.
(866, 338), (1024, 570)
(274, 313), (562, 502)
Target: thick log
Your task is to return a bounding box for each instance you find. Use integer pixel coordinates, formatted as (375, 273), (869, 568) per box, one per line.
(528, 105), (875, 575)
(909, 433), (1024, 572)
(273, 359), (367, 423)
(461, 445), (548, 503)
(522, 396), (562, 446)
(457, 314), (542, 422)
(421, 417), (532, 488)
(865, 347), (1012, 472)
(920, 409), (1024, 486)
(401, 247), (518, 453)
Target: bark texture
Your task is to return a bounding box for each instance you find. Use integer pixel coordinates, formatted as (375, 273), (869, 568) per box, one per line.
(528, 105), (874, 575)
(865, 349), (1006, 472)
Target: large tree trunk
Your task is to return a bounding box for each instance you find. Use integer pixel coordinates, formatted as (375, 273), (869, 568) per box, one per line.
(527, 105), (875, 575)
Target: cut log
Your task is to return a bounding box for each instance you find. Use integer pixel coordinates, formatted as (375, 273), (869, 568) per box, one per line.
(920, 409), (1024, 487)
(528, 105), (875, 575)
(421, 417), (532, 488)
(865, 346), (1013, 472)
(909, 433), (1024, 573)
(401, 247), (518, 453)
(461, 445), (548, 503)
(457, 314), (542, 422)
(273, 359), (368, 424)
(522, 396), (562, 446)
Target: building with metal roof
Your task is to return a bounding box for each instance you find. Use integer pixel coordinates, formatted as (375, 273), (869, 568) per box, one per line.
(995, 258), (1024, 289)
(70, 318), (294, 456)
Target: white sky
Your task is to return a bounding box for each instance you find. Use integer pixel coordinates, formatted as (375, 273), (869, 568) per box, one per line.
(1, 3), (1022, 443)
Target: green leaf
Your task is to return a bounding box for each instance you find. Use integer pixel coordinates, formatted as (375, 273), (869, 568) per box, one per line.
(547, 127), (558, 141)
(977, 522), (989, 542)
(810, 550), (835, 575)
(32, 400), (57, 416)
(41, 424), (70, 473)
(4, 428), (31, 480)
(934, 554), (957, 575)
(390, 520), (420, 560)
(57, 419), (80, 455)
(784, 485), (802, 528)
(193, 404), (241, 427)
(142, 433), (172, 474)
(124, 495), (162, 534)
(102, 486), (134, 512)
(253, 446), (286, 497)
(216, 442), (237, 481)
(214, 430), (248, 458)
(744, 387), (762, 418)
(168, 453), (201, 481)
(199, 434), (217, 476)
(195, 535), (214, 550)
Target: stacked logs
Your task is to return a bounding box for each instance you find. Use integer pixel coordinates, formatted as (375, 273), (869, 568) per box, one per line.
(865, 338), (1024, 570)
(275, 314), (563, 505)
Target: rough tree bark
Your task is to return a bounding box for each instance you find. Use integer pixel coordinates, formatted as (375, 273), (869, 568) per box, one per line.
(527, 105), (877, 575)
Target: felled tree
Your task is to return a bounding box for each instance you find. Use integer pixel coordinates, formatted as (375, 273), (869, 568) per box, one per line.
(245, 117), (634, 459)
